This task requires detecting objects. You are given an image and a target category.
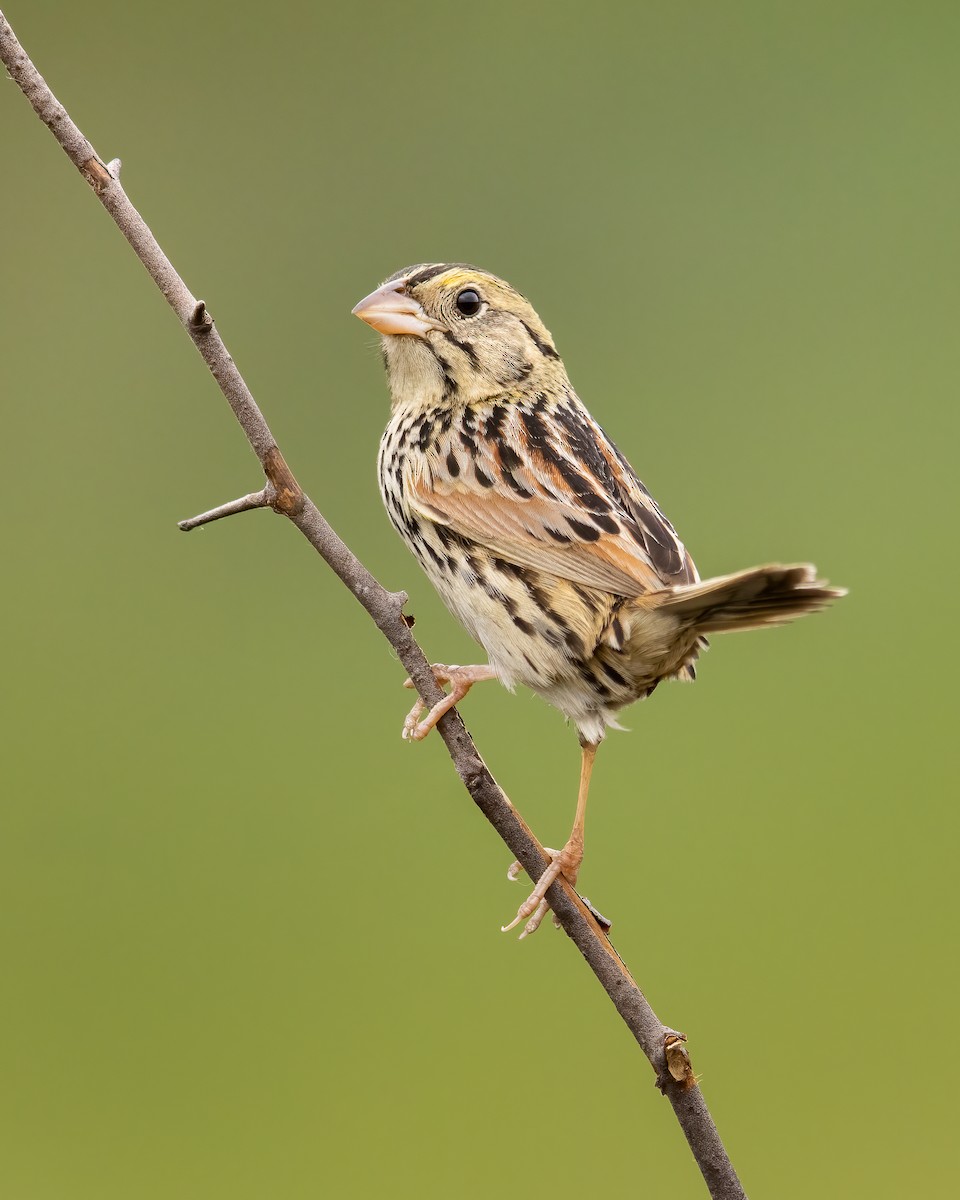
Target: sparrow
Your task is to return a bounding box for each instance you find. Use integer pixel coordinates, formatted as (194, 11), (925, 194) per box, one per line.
(352, 263), (844, 937)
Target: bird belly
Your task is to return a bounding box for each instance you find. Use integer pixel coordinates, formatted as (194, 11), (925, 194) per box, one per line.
(422, 550), (600, 693)
(415, 536), (693, 740)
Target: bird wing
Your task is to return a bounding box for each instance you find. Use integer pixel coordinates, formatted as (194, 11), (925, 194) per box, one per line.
(407, 396), (697, 596)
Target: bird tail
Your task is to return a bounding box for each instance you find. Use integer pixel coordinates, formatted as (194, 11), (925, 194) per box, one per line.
(645, 563), (846, 634)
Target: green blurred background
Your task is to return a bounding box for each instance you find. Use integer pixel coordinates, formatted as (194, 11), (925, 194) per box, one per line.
(2, 2), (956, 1196)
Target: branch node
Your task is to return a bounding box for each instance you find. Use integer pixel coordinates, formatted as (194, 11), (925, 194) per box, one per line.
(80, 156), (112, 195)
(263, 445), (304, 515)
(106, 157), (122, 179)
(189, 300), (213, 332)
(658, 1031), (698, 1093)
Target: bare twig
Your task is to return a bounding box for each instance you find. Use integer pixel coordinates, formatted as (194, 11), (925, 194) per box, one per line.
(0, 12), (746, 1198)
(178, 488), (272, 531)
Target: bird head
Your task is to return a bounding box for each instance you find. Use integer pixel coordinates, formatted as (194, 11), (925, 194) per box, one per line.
(352, 264), (568, 409)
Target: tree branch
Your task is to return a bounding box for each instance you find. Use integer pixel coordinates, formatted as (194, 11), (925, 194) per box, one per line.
(0, 12), (745, 1198)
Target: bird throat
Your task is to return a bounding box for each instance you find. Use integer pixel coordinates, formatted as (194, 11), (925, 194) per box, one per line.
(382, 334), (461, 413)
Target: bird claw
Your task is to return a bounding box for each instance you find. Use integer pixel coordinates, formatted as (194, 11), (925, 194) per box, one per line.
(401, 697), (433, 742)
(502, 846), (576, 939)
(505, 859), (525, 883)
(504, 851), (612, 935)
(400, 663), (495, 741)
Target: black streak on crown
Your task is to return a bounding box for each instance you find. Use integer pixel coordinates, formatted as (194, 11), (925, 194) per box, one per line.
(391, 263), (485, 289)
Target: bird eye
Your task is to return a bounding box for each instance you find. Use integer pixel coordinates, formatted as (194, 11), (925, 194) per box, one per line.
(455, 289), (482, 317)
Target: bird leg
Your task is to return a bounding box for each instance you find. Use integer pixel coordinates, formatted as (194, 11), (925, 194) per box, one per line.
(503, 741), (598, 939)
(401, 663), (497, 741)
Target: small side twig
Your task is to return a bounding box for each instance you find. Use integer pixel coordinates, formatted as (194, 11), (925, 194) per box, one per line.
(0, 12), (746, 1199)
(178, 488), (271, 531)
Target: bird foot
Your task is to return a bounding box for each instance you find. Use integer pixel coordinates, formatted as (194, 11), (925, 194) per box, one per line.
(502, 841), (583, 939)
(401, 663), (496, 741)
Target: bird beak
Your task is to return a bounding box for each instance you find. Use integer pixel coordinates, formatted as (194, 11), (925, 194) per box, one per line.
(352, 279), (443, 338)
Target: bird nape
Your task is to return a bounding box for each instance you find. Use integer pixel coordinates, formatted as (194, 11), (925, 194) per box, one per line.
(353, 263), (845, 938)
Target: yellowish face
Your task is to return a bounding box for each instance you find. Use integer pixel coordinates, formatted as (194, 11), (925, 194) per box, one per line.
(353, 264), (568, 409)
